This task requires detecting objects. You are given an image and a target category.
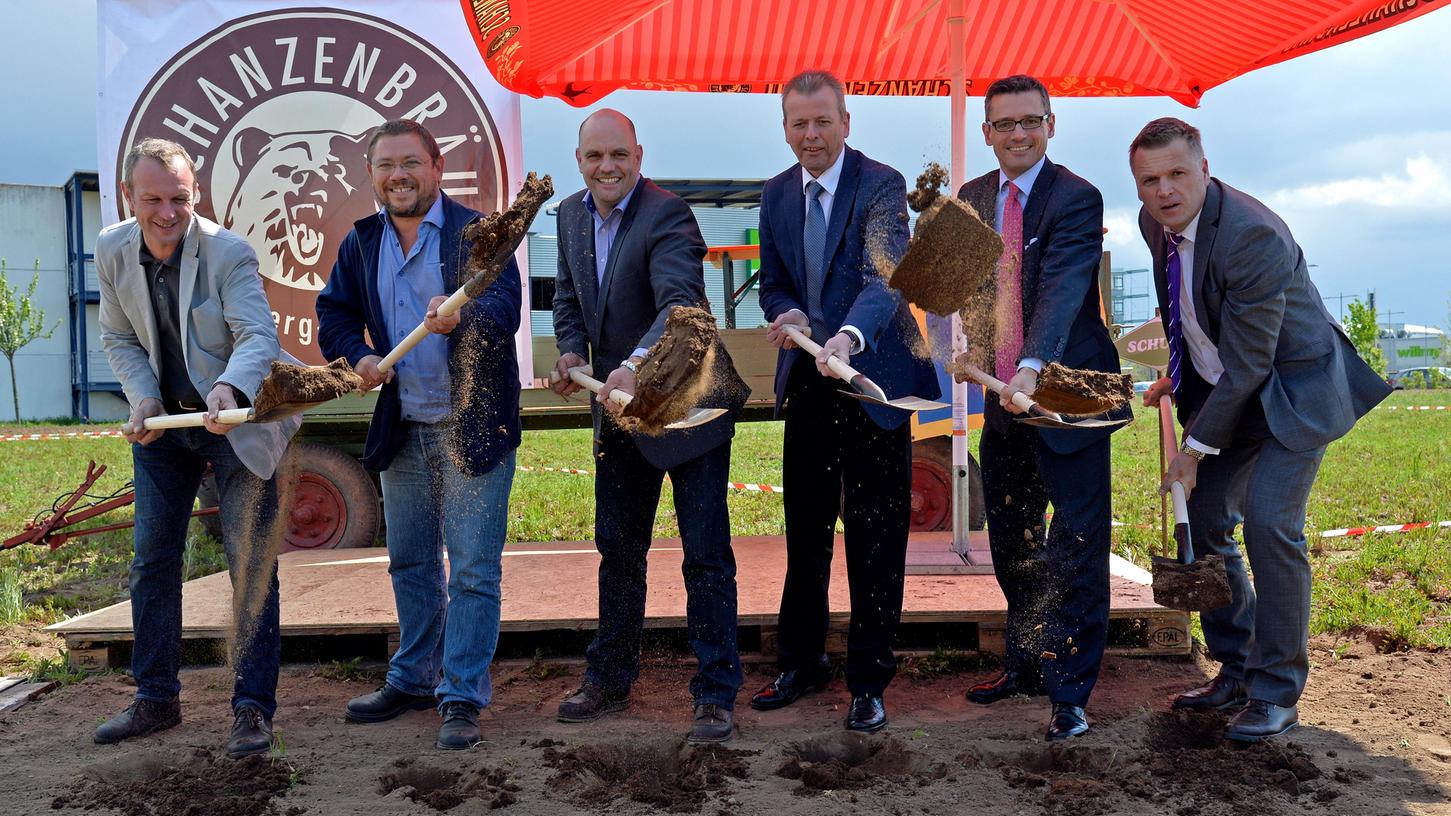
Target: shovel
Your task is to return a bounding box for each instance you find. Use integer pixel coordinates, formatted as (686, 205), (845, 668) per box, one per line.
(555, 367), (727, 430)
(1150, 397), (1232, 611)
(953, 361), (1130, 430)
(780, 324), (947, 412)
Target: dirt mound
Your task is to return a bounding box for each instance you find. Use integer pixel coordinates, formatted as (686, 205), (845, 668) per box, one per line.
(461, 172), (553, 297)
(1035, 362), (1133, 416)
(541, 737), (753, 812)
(775, 732), (942, 793)
(51, 749), (302, 816)
(251, 358), (363, 421)
(376, 757), (519, 811)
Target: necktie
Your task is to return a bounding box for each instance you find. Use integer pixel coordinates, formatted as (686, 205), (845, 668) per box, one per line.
(994, 182), (1024, 383)
(1164, 230), (1186, 392)
(803, 180), (827, 338)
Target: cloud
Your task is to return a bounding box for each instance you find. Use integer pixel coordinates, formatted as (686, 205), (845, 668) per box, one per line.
(1267, 154), (1451, 210)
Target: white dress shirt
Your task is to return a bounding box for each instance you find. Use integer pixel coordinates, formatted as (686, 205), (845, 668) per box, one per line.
(790, 148), (865, 352)
(1175, 210), (1224, 456)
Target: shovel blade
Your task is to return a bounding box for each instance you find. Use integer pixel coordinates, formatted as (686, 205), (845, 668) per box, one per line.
(1015, 415), (1132, 430)
(663, 407), (728, 429)
(1151, 554), (1233, 611)
(839, 390), (950, 412)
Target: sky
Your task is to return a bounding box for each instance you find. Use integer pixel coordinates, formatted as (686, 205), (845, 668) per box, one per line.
(5, 1), (1449, 328)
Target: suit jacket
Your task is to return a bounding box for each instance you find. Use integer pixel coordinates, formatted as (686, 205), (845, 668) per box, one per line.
(758, 146), (939, 430)
(959, 158), (1129, 454)
(97, 215), (299, 480)
(1139, 179), (1391, 452)
(316, 193), (522, 475)
(554, 178), (742, 471)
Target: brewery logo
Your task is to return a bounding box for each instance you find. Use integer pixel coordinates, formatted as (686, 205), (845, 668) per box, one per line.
(118, 8), (507, 362)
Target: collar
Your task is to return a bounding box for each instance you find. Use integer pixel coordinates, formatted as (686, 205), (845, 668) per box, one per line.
(998, 155), (1047, 197)
(138, 234), (186, 269)
(800, 146), (847, 196)
(584, 177), (641, 221)
(377, 192), (446, 235)
(1178, 210), (1203, 244)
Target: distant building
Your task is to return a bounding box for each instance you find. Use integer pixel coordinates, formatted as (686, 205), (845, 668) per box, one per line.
(1378, 323), (1446, 371)
(1110, 267), (1154, 328)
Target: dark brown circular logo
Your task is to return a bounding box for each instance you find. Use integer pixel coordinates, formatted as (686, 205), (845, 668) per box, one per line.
(118, 7), (507, 364)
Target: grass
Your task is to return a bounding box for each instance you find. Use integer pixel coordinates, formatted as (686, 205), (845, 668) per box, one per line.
(0, 388), (1447, 666)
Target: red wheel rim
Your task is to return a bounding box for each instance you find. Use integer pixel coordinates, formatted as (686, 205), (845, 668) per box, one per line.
(285, 472), (347, 550)
(910, 458), (952, 532)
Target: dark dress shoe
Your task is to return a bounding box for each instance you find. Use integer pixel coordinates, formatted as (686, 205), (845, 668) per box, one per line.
(750, 664), (832, 711)
(345, 684), (436, 723)
(556, 681), (630, 722)
(435, 701), (481, 750)
(94, 699), (182, 744)
(1226, 700), (1298, 743)
(1046, 702), (1089, 741)
(687, 703), (733, 744)
(226, 705), (274, 758)
(846, 695), (888, 732)
(1172, 675), (1248, 710)
(967, 670), (1044, 705)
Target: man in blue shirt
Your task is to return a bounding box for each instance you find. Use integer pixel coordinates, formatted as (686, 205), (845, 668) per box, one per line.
(316, 120), (523, 751)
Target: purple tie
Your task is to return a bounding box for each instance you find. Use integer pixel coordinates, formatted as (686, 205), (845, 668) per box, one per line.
(1164, 230), (1186, 392)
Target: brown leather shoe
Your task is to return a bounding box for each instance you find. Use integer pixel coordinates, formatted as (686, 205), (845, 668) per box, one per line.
(556, 681), (630, 722)
(1172, 675), (1248, 710)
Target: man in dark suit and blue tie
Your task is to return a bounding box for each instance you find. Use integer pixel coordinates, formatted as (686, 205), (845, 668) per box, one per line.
(551, 109), (744, 744)
(749, 70), (939, 732)
(1130, 118), (1391, 742)
(954, 75), (1128, 741)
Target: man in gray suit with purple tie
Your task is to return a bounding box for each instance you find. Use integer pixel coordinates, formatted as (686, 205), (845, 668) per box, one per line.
(1131, 117), (1391, 743)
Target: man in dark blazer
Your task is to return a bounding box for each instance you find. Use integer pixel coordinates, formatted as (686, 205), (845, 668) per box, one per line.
(750, 70), (939, 733)
(1130, 117), (1391, 743)
(316, 120), (522, 751)
(953, 75), (1129, 742)
(550, 109), (745, 744)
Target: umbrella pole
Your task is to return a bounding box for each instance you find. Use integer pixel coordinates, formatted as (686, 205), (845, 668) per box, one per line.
(947, 0), (979, 559)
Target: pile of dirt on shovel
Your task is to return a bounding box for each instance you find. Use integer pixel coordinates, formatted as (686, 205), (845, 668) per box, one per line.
(251, 358), (363, 421)
(1035, 362), (1134, 415)
(619, 305), (748, 435)
(461, 171), (554, 297)
(51, 749), (303, 816)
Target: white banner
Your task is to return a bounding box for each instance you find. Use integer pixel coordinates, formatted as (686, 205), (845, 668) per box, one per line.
(96, 0), (531, 380)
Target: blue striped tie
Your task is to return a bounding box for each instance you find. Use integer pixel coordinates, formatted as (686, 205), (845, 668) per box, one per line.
(803, 180), (827, 338)
(1164, 230), (1186, 392)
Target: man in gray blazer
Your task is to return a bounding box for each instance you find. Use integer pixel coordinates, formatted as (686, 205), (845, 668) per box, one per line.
(551, 109), (744, 743)
(1130, 119), (1391, 742)
(95, 138), (299, 758)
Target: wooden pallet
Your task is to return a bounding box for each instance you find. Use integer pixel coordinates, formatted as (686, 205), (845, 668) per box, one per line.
(48, 535), (1189, 669)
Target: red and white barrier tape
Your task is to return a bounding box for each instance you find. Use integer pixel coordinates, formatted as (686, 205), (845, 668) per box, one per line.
(517, 464), (783, 494)
(1319, 521), (1451, 539)
(1381, 406), (1449, 411)
(0, 430), (127, 442)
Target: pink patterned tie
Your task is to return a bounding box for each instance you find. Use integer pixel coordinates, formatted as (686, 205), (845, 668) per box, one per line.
(995, 181), (1024, 383)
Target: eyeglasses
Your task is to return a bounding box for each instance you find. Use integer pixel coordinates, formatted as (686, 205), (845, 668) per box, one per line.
(371, 159), (428, 173)
(987, 115), (1048, 133)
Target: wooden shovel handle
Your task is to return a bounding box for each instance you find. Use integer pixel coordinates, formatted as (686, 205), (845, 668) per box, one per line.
(124, 407), (254, 433)
(555, 366), (632, 409)
(956, 362), (1063, 421)
(376, 283), (472, 374)
(780, 324), (861, 384)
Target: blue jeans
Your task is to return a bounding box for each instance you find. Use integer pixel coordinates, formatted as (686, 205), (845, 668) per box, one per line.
(380, 421), (515, 710)
(130, 428), (282, 717)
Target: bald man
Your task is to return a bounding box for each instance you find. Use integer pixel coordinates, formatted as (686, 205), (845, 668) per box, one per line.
(550, 110), (745, 744)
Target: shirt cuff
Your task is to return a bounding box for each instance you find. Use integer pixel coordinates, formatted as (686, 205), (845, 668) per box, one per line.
(1017, 357), (1044, 373)
(629, 347), (649, 361)
(1185, 436), (1220, 456)
(840, 325), (865, 355)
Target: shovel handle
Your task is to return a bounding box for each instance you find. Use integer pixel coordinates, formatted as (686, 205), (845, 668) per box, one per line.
(554, 367), (632, 409)
(956, 362), (1063, 421)
(376, 283), (473, 374)
(123, 407), (254, 433)
(780, 324), (862, 384)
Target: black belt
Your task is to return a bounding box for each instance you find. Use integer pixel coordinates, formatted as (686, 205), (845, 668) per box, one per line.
(165, 399), (206, 414)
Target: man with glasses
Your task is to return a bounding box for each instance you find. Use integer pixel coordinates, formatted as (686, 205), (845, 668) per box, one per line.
(952, 75), (1128, 741)
(1131, 118), (1389, 742)
(317, 119), (523, 751)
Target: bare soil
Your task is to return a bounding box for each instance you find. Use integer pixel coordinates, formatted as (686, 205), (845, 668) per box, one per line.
(251, 359), (364, 422)
(461, 172), (553, 298)
(1034, 362), (1133, 416)
(1152, 554), (1235, 611)
(4, 636), (1447, 815)
(622, 306), (744, 435)
(889, 178), (1003, 321)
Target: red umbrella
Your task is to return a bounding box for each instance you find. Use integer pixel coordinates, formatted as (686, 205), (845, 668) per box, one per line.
(460, 0), (1445, 548)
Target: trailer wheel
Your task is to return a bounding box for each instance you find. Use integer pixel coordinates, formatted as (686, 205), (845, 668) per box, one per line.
(283, 442), (380, 552)
(910, 436), (985, 532)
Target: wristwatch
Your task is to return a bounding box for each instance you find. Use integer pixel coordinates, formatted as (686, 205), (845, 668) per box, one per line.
(1178, 442), (1207, 462)
(621, 358), (640, 374)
